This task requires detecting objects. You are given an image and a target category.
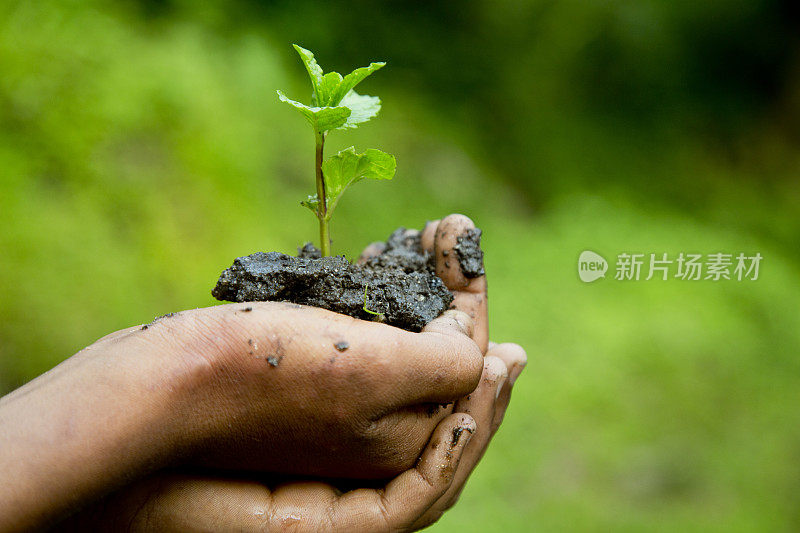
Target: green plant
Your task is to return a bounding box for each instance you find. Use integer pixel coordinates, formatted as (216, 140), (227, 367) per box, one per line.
(278, 44), (396, 256)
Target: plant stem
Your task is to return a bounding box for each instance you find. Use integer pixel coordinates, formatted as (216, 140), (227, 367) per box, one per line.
(315, 131), (330, 256)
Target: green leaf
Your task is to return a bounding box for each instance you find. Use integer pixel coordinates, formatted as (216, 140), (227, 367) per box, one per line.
(285, 45), (385, 128)
(328, 62), (386, 106)
(320, 147), (396, 216)
(337, 91), (381, 129)
(316, 72), (344, 106)
(292, 44), (324, 105)
(277, 90), (351, 133)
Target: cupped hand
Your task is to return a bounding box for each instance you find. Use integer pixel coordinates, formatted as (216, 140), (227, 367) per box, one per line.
(101, 301), (483, 480)
(56, 214), (527, 532)
(118, 214), (490, 480)
(61, 342), (527, 532)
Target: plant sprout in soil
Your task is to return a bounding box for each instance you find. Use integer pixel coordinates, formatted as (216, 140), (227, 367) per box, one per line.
(278, 44), (396, 257)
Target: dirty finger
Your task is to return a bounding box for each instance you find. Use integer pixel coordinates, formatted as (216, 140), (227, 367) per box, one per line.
(434, 214), (488, 353)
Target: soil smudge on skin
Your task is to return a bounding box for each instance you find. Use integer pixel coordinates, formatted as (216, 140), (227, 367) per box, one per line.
(425, 402), (452, 418)
(451, 426), (465, 447)
(241, 306), (253, 312)
(451, 425), (473, 447)
(334, 341), (349, 352)
(267, 355), (282, 367)
(212, 226), (484, 331)
(141, 312), (179, 330)
(453, 228), (485, 278)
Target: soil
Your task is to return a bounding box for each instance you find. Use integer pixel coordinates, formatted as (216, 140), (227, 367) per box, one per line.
(454, 228), (485, 278)
(212, 226), (484, 332)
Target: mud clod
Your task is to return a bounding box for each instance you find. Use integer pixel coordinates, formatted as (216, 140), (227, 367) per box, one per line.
(212, 225), (484, 332)
(454, 228), (485, 278)
(334, 341), (349, 352)
(297, 242), (322, 259)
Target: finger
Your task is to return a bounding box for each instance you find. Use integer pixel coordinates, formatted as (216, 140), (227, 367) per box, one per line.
(357, 241), (386, 264)
(441, 355), (505, 480)
(487, 343), (527, 434)
(453, 355), (507, 430)
(411, 356), (507, 530)
(363, 400), (454, 475)
(420, 219), (440, 254)
(331, 413), (475, 532)
(434, 214), (489, 353)
(390, 311), (483, 406)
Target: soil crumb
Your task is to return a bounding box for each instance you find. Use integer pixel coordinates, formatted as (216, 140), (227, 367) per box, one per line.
(334, 341), (349, 352)
(267, 355), (282, 367)
(297, 242), (322, 259)
(453, 228), (485, 278)
(212, 225), (484, 332)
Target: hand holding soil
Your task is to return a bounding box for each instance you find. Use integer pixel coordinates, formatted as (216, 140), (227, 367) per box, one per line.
(0, 214), (527, 532)
(136, 301), (484, 480)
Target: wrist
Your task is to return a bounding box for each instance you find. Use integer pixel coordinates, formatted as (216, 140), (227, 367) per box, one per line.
(0, 335), (186, 530)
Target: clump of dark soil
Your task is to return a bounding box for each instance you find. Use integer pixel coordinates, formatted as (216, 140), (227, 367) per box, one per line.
(454, 228), (485, 278)
(212, 227), (478, 331)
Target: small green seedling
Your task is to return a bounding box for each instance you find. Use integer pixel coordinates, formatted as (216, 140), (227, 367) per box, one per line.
(278, 44), (396, 256)
(362, 284), (386, 322)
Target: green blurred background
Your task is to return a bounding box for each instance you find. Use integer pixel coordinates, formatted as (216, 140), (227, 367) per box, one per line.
(2, 0), (800, 530)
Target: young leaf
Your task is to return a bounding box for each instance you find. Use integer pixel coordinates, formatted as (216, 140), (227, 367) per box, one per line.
(317, 72), (344, 106)
(292, 44), (385, 107)
(337, 91), (381, 129)
(292, 44), (324, 105)
(328, 62), (386, 106)
(320, 147), (396, 216)
(277, 90), (351, 132)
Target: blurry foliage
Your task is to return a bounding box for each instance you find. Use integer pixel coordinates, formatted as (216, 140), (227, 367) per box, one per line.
(1, 0), (800, 530)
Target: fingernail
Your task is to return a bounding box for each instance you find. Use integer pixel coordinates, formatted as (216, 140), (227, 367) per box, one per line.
(495, 373), (508, 399)
(509, 362), (526, 385)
